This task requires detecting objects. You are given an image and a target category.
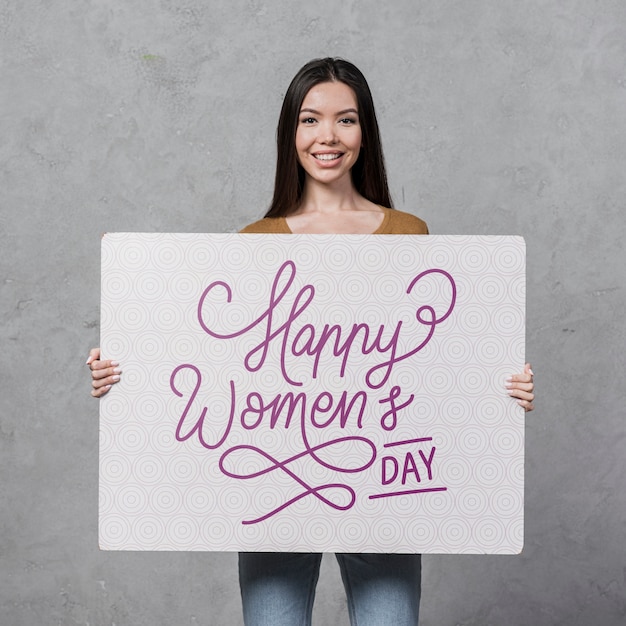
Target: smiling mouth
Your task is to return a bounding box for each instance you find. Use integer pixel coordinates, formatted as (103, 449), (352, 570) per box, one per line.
(313, 153), (343, 161)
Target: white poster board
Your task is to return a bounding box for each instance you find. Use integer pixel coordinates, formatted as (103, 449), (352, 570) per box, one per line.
(99, 233), (525, 554)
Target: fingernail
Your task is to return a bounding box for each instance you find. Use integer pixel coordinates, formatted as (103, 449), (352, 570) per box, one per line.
(86, 357), (92, 365)
(111, 361), (119, 367)
(505, 376), (513, 382)
(516, 400), (525, 407)
(113, 368), (122, 374)
(505, 381), (513, 388)
(111, 375), (120, 382)
(529, 368), (534, 376)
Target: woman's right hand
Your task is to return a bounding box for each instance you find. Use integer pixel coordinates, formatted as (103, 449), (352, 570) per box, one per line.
(86, 347), (121, 398)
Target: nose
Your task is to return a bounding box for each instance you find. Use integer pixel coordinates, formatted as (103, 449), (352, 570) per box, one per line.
(319, 122), (337, 144)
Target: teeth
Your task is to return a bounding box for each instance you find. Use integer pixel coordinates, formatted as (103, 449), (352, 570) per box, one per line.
(315, 153), (341, 161)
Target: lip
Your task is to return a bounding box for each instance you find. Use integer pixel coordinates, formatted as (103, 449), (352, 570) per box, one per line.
(311, 151), (345, 166)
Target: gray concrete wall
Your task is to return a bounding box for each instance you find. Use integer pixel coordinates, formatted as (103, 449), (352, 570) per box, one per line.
(1, 1), (624, 624)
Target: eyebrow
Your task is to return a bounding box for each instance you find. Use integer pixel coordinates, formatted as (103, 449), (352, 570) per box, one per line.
(299, 107), (359, 116)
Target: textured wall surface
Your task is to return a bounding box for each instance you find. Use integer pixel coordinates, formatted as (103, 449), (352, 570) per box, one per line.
(1, 1), (625, 625)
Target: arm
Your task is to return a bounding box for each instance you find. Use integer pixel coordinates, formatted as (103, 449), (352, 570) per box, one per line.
(86, 347), (121, 398)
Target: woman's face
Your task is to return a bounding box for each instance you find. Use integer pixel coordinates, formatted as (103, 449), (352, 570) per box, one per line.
(295, 81), (362, 188)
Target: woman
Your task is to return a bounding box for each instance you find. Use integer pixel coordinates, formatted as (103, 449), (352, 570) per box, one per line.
(88, 57), (535, 626)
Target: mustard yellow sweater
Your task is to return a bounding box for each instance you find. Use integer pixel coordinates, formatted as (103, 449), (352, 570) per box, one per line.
(239, 207), (429, 235)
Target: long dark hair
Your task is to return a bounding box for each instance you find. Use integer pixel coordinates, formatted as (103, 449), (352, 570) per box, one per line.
(265, 57), (393, 218)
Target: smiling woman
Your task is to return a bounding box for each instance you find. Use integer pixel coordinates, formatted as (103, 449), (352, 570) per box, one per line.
(87, 57), (535, 626)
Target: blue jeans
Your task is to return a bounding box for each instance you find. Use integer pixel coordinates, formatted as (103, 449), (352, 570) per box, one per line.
(239, 552), (421, 626)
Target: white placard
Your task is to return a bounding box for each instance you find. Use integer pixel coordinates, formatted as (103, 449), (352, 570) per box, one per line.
(100, 233), (525, 553)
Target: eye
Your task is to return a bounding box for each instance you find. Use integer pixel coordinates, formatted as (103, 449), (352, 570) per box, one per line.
(300, 117), (316, 125)
(339, 117), (358, 125)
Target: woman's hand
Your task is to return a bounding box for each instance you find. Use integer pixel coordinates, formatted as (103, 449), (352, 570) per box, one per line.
(86, 347), (121, 398)
(505, 363), (535, 412)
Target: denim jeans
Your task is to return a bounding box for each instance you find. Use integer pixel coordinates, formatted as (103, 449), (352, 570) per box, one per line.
(239, 552), (421, 626)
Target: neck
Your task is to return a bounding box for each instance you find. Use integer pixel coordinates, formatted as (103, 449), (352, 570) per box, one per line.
(296, 177), (363, 214)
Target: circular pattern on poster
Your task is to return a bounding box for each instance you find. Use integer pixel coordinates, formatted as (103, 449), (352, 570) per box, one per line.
(99, 514), (132, 548)
(132, 453), (166, 485)
(100, 453), (132, 485)
(371, 515), (406, 547)
(186, 239), (219, 272)
(132, 270), (168, 303)
(133, 393), (166, 425)
(372, 272), (407, 304)
(439, 333), (474, 364)
(152, 484), (183, 515)
(424, 365), (455, 396)
(473, 334), (508, 366)
(493, 304), (524, 336)
(321, 243), (352, 274)
(116, 484), (149, 515)
(116, 300), (151, 333)
(291, 243), (320, 272)
(102, 331), (132, 363)
(439, 516), (472, 548)
(305, 515), (336, 545)
(357, 244), (387, 274)
(219, 486), (251, 516)
(167, 331), (203, 363)
(473, 397), (506, 427)
(491, 486), (523, 518)
(339, 516), (372, 549)
(491, 240), (525, 275)
(388, 242), (424, 274)
(456, 304), (490, 336)
(136, 332), (167, 364)
(166, 515), (200, 546)
(169, 272), (203, 303)
(200, 516), (233, 547)
(456, 365), (490, 397)
(506, 516), (524, 550)
(421, 488), (454, 517)
(440, 395), (473, 427)
(425, 242), (456, 268)
(407, 516), (438, 546)
(132, 514), (166, 546)
(167, 455), (201, 484)
(473, 517), (506, 549)
(152, 239), (186, 273)
(102, 270), (133, 301)
(474, 274), (508, 305)
(440, 455), (472, 487)
(116, 422), (150, 455)
(184, 484), (218, 516)
(119, 361), (150, 394)
(269, 517), (304, 547)
(459, 243), (490, 274)
(456, 426), (490, 457)
(118, 240), (150, 270)
(491, 426), (523, 456)
(99, 484), (115, 515)
(342, 273), (372, 303)
(152, 301), (185, 333)
(472, 455), (507, 487)
(456, 486), (489, 518)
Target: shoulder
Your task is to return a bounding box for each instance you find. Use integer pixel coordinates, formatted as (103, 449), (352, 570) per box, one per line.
(381, 208), (429, 234)
(238, 217), (290, 234)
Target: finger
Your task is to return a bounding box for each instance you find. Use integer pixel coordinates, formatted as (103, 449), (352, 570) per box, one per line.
(86, 347), (101, 366)
(91, 384), (112, 398)
(507, 388), (534, 403)
(92, 373), (121, 389)
(517, 399), (534, 412)
(92, 364), (121, 380)
(505, 380), (534, 393)
(524, 363), (534, 377)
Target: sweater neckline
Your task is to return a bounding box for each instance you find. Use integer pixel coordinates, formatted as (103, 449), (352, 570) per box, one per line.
(281, 206), (391, 234)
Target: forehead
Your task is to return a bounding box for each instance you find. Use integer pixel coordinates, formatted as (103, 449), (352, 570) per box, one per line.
(301, 81), (358, 110)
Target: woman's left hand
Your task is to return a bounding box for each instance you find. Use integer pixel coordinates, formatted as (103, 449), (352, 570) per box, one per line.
(506, 363), (535, 412)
